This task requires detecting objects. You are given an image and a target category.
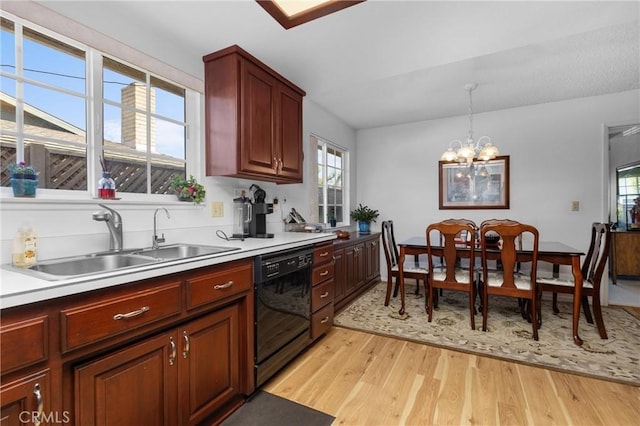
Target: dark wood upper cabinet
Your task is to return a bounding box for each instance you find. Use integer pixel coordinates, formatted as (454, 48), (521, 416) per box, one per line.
(203, 45), (305, 184)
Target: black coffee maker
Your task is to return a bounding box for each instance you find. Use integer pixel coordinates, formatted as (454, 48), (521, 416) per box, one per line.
(249, 184), (274, 238)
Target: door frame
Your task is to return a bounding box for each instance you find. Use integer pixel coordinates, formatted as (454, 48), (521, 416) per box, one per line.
(601, 119), (640, 305)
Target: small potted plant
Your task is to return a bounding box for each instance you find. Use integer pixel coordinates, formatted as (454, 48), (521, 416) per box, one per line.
(7, 161), (38, 197)
(350, 203), (379, 234)
(328, 211), (337, 228)
(170, 174), (206, 204)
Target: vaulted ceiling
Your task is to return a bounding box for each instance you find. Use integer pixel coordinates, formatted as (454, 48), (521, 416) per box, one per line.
(36, 1), (640, 130)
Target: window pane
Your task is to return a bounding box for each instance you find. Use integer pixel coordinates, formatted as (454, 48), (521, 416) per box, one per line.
(104, 57), (145, 104)
(327, 166), (338, 186)
(155, 118), (185, 160)
(328, 187), (335, 204)
(24, 83), (86, 131)
(104, 152), (147, 194)
(1, 18), (15, 75)
(318, 187), (323, 204)
(1, 76), (17, 133)
(151, 76), (184, 121)
(335, 206), (343, 222)
(23, 28), (85, 94)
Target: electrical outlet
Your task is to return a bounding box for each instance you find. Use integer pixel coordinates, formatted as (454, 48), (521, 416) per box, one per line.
(571, 201), (579, 212)
(210, 201), (224, 217)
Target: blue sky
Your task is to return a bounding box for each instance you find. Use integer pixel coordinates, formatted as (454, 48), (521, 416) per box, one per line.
(1, 24), (185, 159)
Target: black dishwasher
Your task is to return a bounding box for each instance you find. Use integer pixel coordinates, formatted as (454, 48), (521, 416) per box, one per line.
(254, 246), (313, 387)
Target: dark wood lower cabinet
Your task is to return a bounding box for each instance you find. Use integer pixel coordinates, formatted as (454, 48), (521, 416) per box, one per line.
(75, 331), (177, 426)
(1, 259), (254, 426)
(0, 370), (52, 426)
(75, 306), (241, 426)
(333, 233), (381, 312)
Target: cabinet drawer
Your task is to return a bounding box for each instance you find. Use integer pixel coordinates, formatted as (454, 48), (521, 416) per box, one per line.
(311, 303), (334, 340)
(186, 261), (253, 310)
(312, 262), (334, 286)
(0, 316), (48, 374)
(311, 279), (334, 312)
(61, 282), (182, 352)
(313, 243), (334, 265)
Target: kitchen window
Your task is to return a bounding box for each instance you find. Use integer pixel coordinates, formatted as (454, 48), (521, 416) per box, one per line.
(0, 15), (192, 198)
(316, 137), (348, 224)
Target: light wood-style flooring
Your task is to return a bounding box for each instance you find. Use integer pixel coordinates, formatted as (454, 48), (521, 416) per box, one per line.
(265, 325), (640, 425)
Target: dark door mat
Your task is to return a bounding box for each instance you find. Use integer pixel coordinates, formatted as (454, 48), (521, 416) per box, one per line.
(221, 391), (334, 426)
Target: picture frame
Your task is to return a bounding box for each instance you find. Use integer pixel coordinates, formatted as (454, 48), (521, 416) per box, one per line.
(439, 155), (510, 209)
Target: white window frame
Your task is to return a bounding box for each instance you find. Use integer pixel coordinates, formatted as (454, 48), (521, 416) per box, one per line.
(314, 135), (349, 226)
(0, 12), (200, 205)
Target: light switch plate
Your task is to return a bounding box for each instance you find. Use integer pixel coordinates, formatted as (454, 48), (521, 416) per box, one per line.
(571, 201), (579, 212)
(210, 201), (224, 217)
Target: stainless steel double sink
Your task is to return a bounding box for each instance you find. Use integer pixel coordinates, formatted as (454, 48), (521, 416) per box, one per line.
(19, 244), (240, 280)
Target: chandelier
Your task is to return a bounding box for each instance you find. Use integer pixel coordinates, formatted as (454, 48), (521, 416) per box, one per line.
(440, 83), (499, 164)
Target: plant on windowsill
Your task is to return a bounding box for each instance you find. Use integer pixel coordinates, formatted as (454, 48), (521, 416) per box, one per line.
(170, 174), (206, 204)
(328, 212), (337, 228)
(6, 161), (39, 197)
(350, 203), (379, 234)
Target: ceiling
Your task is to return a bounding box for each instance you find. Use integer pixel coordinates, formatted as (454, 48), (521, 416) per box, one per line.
(36, 1), (640, 130)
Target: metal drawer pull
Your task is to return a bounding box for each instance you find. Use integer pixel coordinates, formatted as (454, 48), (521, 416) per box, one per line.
(214, 280), (234, 290)
(320, 317), (330, 324)
(113, 306), (150, 320)
(319, 251), (329, 257)
(320, 270), (329, 277)
(182, 331), (190, 359)
(33, 383), (43, 426)
(169, 337), (176, 365)
(320, 292), (329, 298)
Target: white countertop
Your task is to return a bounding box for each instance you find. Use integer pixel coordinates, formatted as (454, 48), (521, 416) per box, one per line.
(1, 232), (336, 309)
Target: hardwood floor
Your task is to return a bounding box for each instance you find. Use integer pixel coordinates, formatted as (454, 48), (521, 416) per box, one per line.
(264, 327), (640, 425)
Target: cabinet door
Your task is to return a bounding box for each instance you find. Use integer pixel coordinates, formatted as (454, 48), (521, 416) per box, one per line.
(179, 305), (240, 426)
(1, 370), (51, 426)
(365, 237), (380, 282)
(333, 248), (346, 305)
(276, 83), (303, 182)
(613, 232), (640, 276)
(345, 243), (365, 294)
(241, 59), (278, 177)
(75, 332), (178, 426)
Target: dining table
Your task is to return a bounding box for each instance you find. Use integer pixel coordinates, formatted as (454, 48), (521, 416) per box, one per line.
(397, 236), (586, 346)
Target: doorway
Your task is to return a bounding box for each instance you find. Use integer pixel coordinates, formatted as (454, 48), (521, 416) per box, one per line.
(606, 123), (640, 307)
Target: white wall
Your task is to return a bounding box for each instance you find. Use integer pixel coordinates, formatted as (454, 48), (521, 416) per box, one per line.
(357, 90), (640, 279)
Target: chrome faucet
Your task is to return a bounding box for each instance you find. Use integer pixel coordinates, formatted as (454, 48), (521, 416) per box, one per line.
(153, 207), (171, 249)
(93, 204), (123, 251)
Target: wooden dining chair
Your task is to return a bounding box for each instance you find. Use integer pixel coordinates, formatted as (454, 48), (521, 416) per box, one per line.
(381, 220), (428, 306)
(480, 220), (541, 340)
(537, 222), (611, 339)
(426, 219), (478, 329)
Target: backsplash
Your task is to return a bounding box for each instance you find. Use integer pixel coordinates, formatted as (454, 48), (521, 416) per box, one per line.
(0, 176), (311, 264)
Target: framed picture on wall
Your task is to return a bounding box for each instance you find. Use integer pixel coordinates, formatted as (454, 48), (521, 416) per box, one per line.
(439, 155), (510, 209)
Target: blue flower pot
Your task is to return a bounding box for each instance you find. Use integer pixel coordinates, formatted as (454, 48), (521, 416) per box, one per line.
(11, 177), (38, 197)
(358, 221), (371, 234)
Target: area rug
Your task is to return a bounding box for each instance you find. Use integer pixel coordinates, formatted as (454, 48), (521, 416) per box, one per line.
(334, 282), (640, 386)
(221, 391), (335, 426)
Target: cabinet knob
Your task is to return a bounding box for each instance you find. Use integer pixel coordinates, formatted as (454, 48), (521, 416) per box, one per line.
(320, 291), (329, 298)
(33, 383), (43, 426)
(169, 337), (177, 366)
(272, 157), (278, 173)
(113, 306), (149, 320)
(320, 317), (330, 324)
(214, 280), (234, 290)
(182, 331), (190, 359)
(320, 270), (329, 277)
